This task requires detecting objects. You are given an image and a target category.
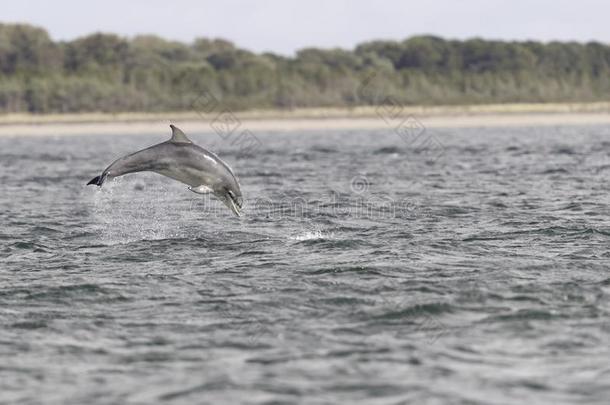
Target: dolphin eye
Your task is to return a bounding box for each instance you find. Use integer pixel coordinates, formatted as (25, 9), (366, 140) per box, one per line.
(228, 190), (235, 198)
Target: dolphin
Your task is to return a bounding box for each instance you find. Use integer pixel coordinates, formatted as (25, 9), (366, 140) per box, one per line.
(87, 124), (243, 216)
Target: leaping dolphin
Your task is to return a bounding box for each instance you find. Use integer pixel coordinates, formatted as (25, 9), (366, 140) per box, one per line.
(87, 124), (243, 216)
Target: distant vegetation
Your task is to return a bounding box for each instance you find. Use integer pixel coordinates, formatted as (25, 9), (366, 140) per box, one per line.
(1, 23), (610, 113)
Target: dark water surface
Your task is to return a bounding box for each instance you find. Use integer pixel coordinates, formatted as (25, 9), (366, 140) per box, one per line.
(1, 125), (609, 404)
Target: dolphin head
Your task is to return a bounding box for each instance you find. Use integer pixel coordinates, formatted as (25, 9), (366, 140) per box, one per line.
(215, 183), (243, 217)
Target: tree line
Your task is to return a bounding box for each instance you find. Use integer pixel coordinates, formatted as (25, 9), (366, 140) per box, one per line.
(1, 23), (609, 113)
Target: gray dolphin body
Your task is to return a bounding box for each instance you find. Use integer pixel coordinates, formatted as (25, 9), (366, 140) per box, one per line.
(87, 125), (243, 216)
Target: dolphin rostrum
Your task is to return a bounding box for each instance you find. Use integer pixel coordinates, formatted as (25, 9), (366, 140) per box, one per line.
(87, 124), (243, 216)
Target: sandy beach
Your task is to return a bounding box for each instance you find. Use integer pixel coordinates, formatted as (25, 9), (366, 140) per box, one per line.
(1, 103), (610, 137)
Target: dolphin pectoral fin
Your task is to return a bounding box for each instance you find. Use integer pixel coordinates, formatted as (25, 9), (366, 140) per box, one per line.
(188, 185), (213, 194)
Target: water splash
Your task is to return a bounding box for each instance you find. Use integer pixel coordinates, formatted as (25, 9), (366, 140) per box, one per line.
(88, 177), (200, 245)
(289, 229), (335, 241)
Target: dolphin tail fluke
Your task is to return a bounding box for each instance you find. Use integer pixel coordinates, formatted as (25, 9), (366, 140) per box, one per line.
(87, 173), (107, 186)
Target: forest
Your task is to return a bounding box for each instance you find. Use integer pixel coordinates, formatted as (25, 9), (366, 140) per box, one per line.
(1, 23), (610, 113)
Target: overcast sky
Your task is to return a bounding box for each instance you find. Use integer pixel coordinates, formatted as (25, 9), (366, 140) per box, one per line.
(2, 0), (609, 55)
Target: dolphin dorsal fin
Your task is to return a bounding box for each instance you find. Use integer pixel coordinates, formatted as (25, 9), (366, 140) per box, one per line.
(169, 124), (192, 144)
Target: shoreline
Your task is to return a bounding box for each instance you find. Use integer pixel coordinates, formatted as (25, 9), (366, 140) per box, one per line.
(1, 103), (610, 136)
